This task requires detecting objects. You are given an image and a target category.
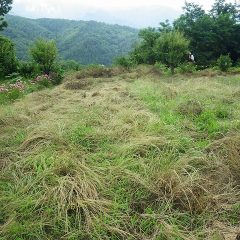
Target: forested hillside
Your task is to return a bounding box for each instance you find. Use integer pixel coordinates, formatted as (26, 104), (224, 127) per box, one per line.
(2, 15), (139, 65)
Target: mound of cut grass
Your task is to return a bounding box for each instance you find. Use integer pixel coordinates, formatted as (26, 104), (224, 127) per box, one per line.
(0, 68), (240, 239)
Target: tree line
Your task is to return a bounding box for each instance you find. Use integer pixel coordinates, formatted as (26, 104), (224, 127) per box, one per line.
(117, 0), (240, 73)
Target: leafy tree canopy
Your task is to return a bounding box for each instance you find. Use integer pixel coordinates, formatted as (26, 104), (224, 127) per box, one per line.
(0, 35), (17, 77)
(0, 0), (12, 30)
(30, 39), (58, 74)
(154, 31), (189, 74)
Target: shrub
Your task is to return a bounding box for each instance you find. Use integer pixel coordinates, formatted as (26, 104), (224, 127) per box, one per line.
(236, 59), (240, 67)
(18, 61), (39, 77)
(49, 64), (64, 85)
(154, 62), (168, 73)
(33, 74), (52, 88)
(217, 54), (232, 72)
(8, 80), (25, 92)
(0, 36), (17, 78)
(7, 88), (23, 101)
(177, 62), (197, 74)
(30, 39), (58, 74)
(60, 60), (82, 71)
(114, 56), (133, 69)
(154, 31), (189, 74)
(0, 85), (9, 103)
(0, 80), (25, 103)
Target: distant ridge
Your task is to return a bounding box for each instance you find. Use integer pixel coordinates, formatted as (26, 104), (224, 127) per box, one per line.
(3, 15), (139, 65)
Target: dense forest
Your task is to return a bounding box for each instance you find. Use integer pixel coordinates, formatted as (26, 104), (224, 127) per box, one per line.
(2, 15), (139, 65)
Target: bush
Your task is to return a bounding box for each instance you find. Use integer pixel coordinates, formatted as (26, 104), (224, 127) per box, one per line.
(0, 36), (17, 78)
(114, 56), (134, 69)
(33, 75), (52, 88)
(49, 64), (64, 85)
(30, 39), (58, 74)
(0, 80), (25, 103)
(18, 61), (39, 77)
(217, 54), (232, 72)
(176, 62), (197, 74)
(154, 62), (169, 74)
(60, 60), (82, 71)
(7, 88), (23, 101)
(154, 31), (189, 74)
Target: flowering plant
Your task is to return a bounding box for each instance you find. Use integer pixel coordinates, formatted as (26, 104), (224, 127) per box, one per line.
(0, 80), (25, 102)
(34, 74), (52, 83)
(0, 86), (8, 93)
(0, 80), (25, 94)
(9, 80), (25, 91)
(32, 74), (52, 87)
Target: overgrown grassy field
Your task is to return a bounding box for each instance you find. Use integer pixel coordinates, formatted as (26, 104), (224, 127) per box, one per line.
(0, 67), (240, 239)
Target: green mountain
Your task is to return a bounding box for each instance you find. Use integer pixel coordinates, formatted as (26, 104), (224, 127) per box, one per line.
(2, 15), (139, 65)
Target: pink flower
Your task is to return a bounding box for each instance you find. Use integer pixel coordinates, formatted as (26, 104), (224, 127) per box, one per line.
(33, 74), (52, 83)
(9, 81), (25, 92)
(0, 86), (8, 93)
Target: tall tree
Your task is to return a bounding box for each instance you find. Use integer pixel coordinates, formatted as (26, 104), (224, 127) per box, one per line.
(210, 0), (240, 20)
(174, 1), (240, 66)
(0, 0), (13, 31)
(130, 28), (160, 64)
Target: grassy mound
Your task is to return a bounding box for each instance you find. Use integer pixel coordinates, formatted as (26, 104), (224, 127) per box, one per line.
(0, 68), (240, 239)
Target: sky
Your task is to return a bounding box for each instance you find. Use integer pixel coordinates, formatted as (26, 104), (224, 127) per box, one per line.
(10, 0), (238, 28)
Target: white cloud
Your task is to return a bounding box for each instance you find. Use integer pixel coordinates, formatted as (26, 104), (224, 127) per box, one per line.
(10, 0), (237, 27)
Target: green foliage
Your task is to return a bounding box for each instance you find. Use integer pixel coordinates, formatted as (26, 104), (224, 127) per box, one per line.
(130, 28), (160, 64)
(210, 0), (240, 19)
(127, 0), (240, 69)
(217, 54), (232, 72)
(7, 87), (23, 101)
(176, 62), (197, 74)
(154, 62), (171, 75)
(196, 110), (220, 135)
(18, 61), (39, 77)
(114, 56), (133, 69)
(1, 71), (240, 239)
(0, 0), (12, 31)
(0, 35), (17, 78)
(236, 59), (240, 67)
(174, 0), (240, 67)
(30, 39), (58, 74)
(3, 15), (138, 65)
(0, 79), (25, 104)
(49, 64), (64, 85)
(214, 105), (232, 119)
(60, 60), (82, 71)
(154, 31), (189, 74)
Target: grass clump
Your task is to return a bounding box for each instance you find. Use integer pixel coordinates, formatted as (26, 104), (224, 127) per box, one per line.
(178, 100), (203, 116)
(75, 65), (113, 79)
(206, 134), (240, 183)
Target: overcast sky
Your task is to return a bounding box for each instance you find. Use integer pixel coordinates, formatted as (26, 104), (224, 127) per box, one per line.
(10, 0), (238, 28)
